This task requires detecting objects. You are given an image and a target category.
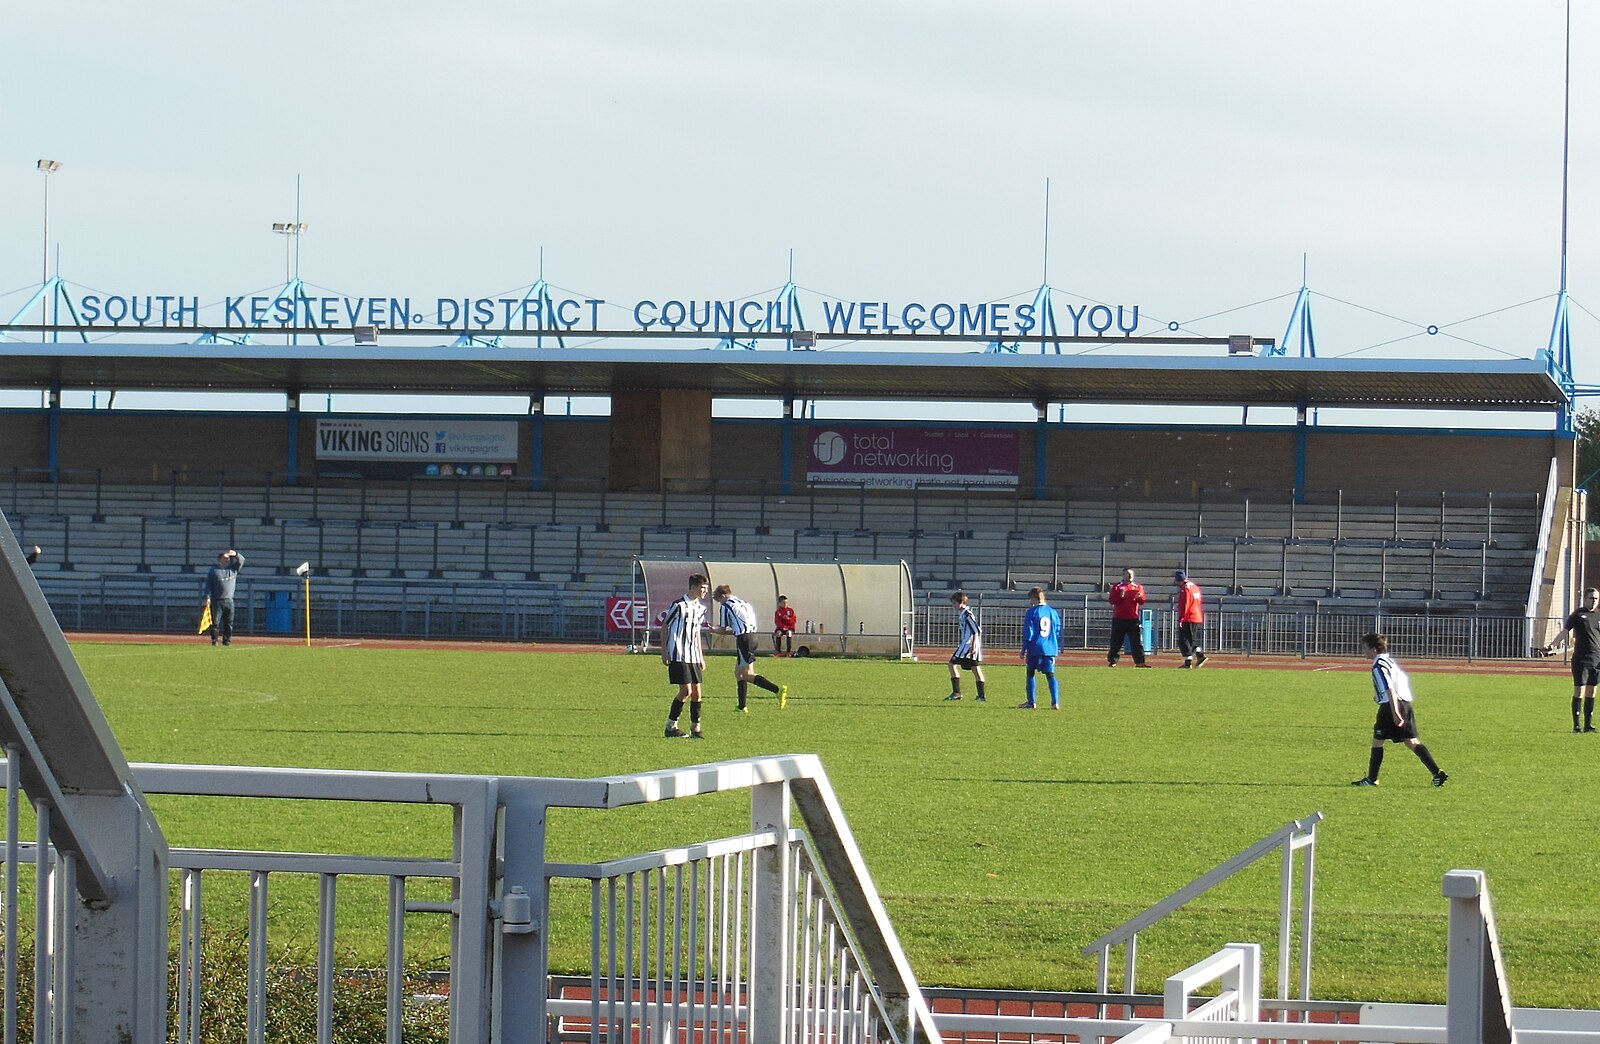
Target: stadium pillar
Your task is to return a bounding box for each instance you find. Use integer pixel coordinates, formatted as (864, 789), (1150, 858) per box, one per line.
(285, 388), (301, 488)
(780, 396), (795, 496)
(1034, 400), (1049, 500)
(529, 393), (545, 491)
(1293, 401), (1309, 505)
(609, 389), (712, 492)
(46, 381), (61, 482)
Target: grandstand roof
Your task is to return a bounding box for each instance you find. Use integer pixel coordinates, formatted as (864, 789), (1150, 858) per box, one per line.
(0, 343), (1565, 410)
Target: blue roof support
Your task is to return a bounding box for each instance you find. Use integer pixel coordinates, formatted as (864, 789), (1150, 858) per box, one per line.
(1269, 260), (1317, 359)
(193, 278), (328, 347)
(716, 278), (807, 351)
(1549, 289), (1575, 437)
(985, 282), (1062, 355)
(1, 277), (90, 344)
(454, 278), (568, 350)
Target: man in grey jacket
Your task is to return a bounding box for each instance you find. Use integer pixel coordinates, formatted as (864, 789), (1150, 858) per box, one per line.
(204, 549), (245, 646)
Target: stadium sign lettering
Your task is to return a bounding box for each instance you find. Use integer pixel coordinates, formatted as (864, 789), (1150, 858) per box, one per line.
(72, 293), (1141, 338)
(808, 426), (1019, 489)
(316, 419), (518, 463)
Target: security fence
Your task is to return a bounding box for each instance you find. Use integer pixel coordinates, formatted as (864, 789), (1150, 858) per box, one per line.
(918, 592), (1551, 662)
(27, 574), (1556, 659)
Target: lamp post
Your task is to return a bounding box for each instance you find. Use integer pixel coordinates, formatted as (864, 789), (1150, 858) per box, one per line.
(271, 221), (308, 350)
(37, 159), (61, 343)
(271, 221), (308, 282)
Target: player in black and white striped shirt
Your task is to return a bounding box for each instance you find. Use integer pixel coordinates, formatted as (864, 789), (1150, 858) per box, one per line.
(943, 590), (987, 702)
(1351, 633), (1448, 787)
(660, 574), (710, 738)
(712, 584), (788, 712)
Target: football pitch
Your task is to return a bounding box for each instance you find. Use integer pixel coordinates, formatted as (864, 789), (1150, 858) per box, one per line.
(74, 639), (1600, 1008)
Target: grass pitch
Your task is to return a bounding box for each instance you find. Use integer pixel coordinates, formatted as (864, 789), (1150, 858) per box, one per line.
(73, 640), (1600, 1007)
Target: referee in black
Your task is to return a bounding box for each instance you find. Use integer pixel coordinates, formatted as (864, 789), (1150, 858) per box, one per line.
(1544, 587), (1600, 733)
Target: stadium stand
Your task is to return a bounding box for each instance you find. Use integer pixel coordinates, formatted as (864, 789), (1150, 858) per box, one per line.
(3, 473), (1545, 648)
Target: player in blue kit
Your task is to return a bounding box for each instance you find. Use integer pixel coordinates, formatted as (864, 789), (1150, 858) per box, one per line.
(1019, 587), (1063, 709)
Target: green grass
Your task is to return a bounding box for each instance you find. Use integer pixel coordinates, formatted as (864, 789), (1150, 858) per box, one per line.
(67, 641), (1600, 1008)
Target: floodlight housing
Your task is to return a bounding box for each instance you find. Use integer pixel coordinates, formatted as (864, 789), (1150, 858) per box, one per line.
(36, 159), (61, 174)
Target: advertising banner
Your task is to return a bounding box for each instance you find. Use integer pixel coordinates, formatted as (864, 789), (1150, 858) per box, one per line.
(605, 596), (653, 633)
(315, 418), (519, 464)
(806, 426), (1018, 488)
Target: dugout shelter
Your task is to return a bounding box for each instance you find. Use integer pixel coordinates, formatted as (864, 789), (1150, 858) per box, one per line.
(631, 557), (915, 658)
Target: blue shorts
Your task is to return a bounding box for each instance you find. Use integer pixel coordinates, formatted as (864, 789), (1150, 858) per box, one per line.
(1025, 653), (1056, 675)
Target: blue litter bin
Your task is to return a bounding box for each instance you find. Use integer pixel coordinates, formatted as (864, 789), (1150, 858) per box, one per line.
(266, 591), (293, 634)
(1123, 609), (1156, 656)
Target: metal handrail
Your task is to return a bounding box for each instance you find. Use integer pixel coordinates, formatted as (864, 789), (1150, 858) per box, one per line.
(1083, 811), (1322, 1007)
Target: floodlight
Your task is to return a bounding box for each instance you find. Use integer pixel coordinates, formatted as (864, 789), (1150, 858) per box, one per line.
(37, 159), (62, 174)
(295, 561), (311, 576)
(792, 330), (817, 350)
(353, 325), (378, 346)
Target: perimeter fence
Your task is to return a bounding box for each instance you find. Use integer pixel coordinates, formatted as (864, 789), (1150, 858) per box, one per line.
(27, 573), (1558, 660)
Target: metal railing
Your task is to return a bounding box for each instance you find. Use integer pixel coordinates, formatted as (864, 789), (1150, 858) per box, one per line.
(1083, 813), (1319, 1014)
(3, 754), (941, 1044)
(924, 595), (1557, 661)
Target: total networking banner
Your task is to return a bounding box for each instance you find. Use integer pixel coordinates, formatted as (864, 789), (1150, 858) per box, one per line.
(315, 419), (518, 475)
(807, 426), (1018, 488)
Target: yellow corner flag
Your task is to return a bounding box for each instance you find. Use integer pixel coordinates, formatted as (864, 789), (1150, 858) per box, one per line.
(198, 600), (213, 635)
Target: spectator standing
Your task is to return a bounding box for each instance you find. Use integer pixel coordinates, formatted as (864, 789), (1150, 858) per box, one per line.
(660, 574), (710, 739)
(1174, 570), (1208, 668)
(204, 549), (245, 646)
(773, 594), (797, 656)
(1350, 633), (1448, 787)
(1018, 587), (1063, 709)
(943, 591), (987, 702)
(1543, 587), (1600, 732)
(1107, 568), (1149, 667)
(712, 584), (789, 711)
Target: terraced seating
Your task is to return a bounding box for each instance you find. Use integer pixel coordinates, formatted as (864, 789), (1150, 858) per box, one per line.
(3, 479), (1542, 615)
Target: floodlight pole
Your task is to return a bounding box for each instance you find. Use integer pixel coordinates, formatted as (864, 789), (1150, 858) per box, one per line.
(303, 571), (312, 647)
(1548, 0), (1577, 438)
(37, 160), (62, 343)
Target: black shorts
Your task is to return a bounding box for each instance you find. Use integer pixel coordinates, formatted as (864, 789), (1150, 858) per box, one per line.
(950, 656), (981, 671)
(667, 662), (703, 686)
(735, 633), (761, 669)
(1373, 702), (1419, 742)
(1572, 662), (1600, 687)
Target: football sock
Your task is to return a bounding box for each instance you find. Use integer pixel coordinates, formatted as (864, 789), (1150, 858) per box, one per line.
(950, 676), (962, 696)
(1367, 747), (1384, 781)
(754, 677), (780, 694)
(669, 698), (685, 724)
(737, 681), (749, 709)
(976, 680), (986, 700)
(1586, 697), (1595, 728)
(1025, 675), (1037, 703)
(690, 702), (703, 727)
(1574, 697), (1582, 728)
(1412, 744), (1441, 775)
(1047, 676), (1060, 704)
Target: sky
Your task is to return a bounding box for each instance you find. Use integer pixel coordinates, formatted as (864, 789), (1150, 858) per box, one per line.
(1, 1), (1596, 424)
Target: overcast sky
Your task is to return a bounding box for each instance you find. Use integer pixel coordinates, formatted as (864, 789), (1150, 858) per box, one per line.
(1, 1), (1595, 419)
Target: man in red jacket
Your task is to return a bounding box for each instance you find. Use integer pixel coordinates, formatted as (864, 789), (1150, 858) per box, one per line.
(1174, 570), (1209, 668)
(1107, 568), (1150, 667)
(772, 594), (797, 656)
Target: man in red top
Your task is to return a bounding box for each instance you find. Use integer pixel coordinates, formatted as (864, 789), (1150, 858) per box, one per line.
(1174, 570), (1208, 668)
(1107, 568), (1150, 667)
(772, 594), (797, 656)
